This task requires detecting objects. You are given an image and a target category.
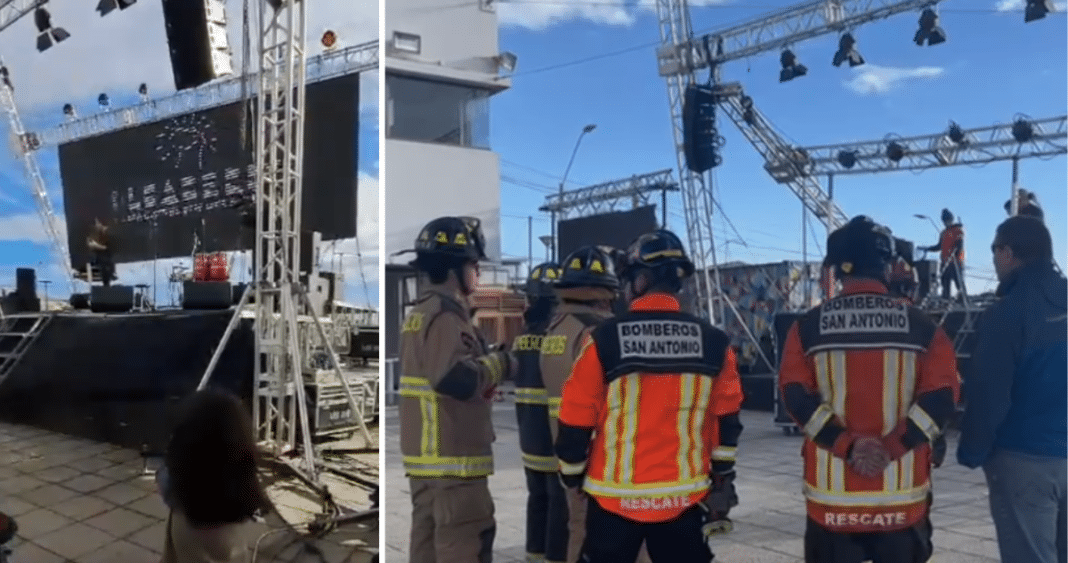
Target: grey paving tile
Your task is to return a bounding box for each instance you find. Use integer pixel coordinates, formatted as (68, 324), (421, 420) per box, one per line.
(93, 482), (150, 506)
(82, 506), (158, 539)
(18, 484), (80, 508)
(9, 540), (66, 563)
(11, 508), (72, 540)
(71, 456), (117, 473)
(62, 474), (115, 494)
(46, 494), (115, 521)
(0, 474), (46, 495)
(126, 520), (166, 553)
(78, 539), (161, 563)
(32, 465), (82, 484)
(125, 493), (170, 520)
(93, 462), (143, 482)
(0, 496), (38, 518)
(33, 522), (115, 560)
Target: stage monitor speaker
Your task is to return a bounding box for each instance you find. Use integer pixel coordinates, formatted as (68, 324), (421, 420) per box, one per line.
(15, 267), (35, 297)
(183, 281), (233, 310)
(915, 260), (937, 304)
(160, 0), (234, 91)
(90, 285), (135, 313)
(70, 293), (90, 310)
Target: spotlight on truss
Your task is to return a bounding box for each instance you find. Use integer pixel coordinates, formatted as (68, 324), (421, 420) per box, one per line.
(35, 8), (71, 53)
(914, 8), (947, 47)
(1011, 118), (1035, 143)
(62, 103), (76, 119)
(97, 0), (136, 17)
(321, 30), (337, 49)
(1025, 0), (1055, 22)
(98, 93), (110, 108)
(886, 141), (906, 163)
(138, 83), (148, 101)
(837, 150), (858, 169)
(779, 49), (808, 83)
(832, 33), (865, 67)
(947, 121), (968, 144)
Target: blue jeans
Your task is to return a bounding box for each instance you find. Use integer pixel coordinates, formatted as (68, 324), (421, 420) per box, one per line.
(983, 449), (1067, 563)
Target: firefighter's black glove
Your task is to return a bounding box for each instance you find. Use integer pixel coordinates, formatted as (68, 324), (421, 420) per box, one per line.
(699, 499), (734, 540)
(932, 434), (947, 468)
(558, 471), (584, 490)
(707, 469), (738, 515)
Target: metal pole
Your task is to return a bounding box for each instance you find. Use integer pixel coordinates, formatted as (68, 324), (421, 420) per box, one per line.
(556, 124), (596, 260)
(528, 216), (533, 269)
(1010, 157), (1020, 216)
(197, 283), (253, 391)
(661, 188), (668, 227)
(550, 211), (557, 262)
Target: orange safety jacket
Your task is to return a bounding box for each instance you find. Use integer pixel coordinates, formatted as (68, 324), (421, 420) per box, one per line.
(555, 293), (744, 524)
(936, 224), (964, 265)
(779, 279), (960, 533)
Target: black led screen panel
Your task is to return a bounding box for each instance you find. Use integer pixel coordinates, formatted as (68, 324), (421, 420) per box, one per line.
(557, 205), (659, 260)
(58, 74), (359, 267)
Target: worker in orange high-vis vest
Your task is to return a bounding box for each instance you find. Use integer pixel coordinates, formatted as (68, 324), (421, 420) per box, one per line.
(921, 208), (965, 300)
(780, 216), (960, 563)
(555, 229), (744, 563)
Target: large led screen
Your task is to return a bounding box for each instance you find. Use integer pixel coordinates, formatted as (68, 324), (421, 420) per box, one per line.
(557, 205), (659, 259)
(58, 74), (359, 268)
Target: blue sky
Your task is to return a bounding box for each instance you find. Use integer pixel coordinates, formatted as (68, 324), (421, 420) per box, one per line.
(0, 0), (379, 308)
(491, 0), (1067, 295)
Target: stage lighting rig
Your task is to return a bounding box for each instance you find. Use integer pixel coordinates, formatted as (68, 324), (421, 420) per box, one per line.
(779, 49), (807, 83)
(837, 150), (858, 169)
(1025, 0), (1055, 23)
(886, 141), (907, 162)
(97, 93), (110, 108)
(35, 7), (70, 53)
(832, 33), (865, 68)
(947, 121), (968, 144)
(138, 83), (148, 101)
(97, 0), (137, 17)
(914, 8), (946, 47)
(0, 66), (10, 90)
(1012, 116), (1035, 143)
(321, 30), (337, 49)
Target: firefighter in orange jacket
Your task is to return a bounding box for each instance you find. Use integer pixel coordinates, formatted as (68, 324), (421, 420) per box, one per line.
(921, 208), (965, 300)
(513, 261), (569, 563)
(555, 230), (744, 563)
(780, 216), (960, 563)
(398, 216), (515, 563)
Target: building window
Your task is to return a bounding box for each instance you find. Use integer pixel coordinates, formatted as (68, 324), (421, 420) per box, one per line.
(386, 73), (491, 149)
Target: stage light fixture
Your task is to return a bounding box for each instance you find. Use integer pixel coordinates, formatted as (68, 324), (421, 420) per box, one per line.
(779, 49), (808, 83)
(321, 30), (337, 49)
(1011, 118), (1034, 143)
(886, 141), (906, 162)
(98, 93), (110, 108)
(947, 121), (967, 144)
(1025, 0), (1055, 22)
(62, 103), (75, 118)
(97, 0), (136, 17)
(914, 8), (947, 47)
(35, 8), (71, 53)
(837, 150), (857, 169)
(832, 33), (865, 67)
(138, 83), (148, 100)
(740, 95), (756, 126)
(0, 66), (10, 91)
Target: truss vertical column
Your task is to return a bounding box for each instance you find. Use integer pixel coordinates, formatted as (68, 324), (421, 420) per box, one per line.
(253, 0), (310, 458)
(655, 0), (721, 322)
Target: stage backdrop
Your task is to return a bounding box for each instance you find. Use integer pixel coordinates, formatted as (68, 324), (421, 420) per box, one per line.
(58, 74), (360, 267)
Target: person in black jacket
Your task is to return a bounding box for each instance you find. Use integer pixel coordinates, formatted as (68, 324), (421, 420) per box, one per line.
(513, 262), (567, 563)
(1004, 188), (1044, 222)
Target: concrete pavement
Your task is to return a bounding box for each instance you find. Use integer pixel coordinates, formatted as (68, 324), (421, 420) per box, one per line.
(384, 399), (1000, 562)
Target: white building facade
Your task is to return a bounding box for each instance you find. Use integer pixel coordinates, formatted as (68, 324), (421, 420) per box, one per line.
(384, 0), (510, 262)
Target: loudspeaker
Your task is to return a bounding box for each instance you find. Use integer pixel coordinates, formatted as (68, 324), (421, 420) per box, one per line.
(682, 84), (722, 174)
(160, 0), (233, 91)
(183, 281), (233, 310)
(915, 259), (938, 304)
(15, 268), (35, 297)
(70, 293), (90, 310)
(91, 285), (135, 313)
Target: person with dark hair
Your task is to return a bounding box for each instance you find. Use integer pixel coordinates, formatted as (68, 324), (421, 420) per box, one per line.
(555, 231), (743, 563)
(780, 216), (959, 563)
(398, 216), (514, 563)
(86, 218), (115, 287)
(512, 262), (568, 563)
(921, 209), (965, 301)
(957, 215), (1066, 563)
(158, 388), (271, 563)
(1004, 188), (1044, 221)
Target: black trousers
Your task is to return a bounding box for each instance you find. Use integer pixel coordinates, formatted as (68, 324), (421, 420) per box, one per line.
(580, 498), (712, 563)
(803, 515), (933, 563)
(940, 260), (964, 299)
(525, 468), (570, 562)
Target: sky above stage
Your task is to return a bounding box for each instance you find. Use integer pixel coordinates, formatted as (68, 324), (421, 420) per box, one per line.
(0, 0), (379, 309)
(492, 0), (1067, 295)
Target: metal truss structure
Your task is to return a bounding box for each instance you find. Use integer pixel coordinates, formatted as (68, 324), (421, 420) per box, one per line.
(657, 0), (938, 77)
(540, 169), (679, 220)
(30, 40), (378, 148)
(0, 0), (44, 35)
(0, 73), (74, 292)
(792, 116), (1068, 176)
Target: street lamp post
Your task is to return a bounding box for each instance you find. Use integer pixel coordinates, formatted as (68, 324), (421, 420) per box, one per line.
(551, 123), (596, 261)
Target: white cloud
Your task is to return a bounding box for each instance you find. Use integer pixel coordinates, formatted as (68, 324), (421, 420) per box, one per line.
(0, 0), (377, 112)
(995, 0), (1067, 11)
(499, 0), (730, 30)
(843, 64), (945, 95)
